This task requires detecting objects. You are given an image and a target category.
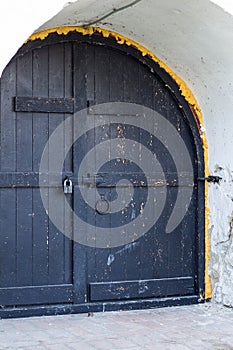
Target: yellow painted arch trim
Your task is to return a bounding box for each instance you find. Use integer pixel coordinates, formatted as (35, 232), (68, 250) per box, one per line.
(26, 26), (211, 299)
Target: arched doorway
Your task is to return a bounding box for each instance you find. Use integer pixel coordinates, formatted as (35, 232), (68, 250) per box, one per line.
(0, 30), (205, 317)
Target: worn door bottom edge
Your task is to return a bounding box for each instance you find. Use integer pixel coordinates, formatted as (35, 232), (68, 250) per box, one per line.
(0, 295), (205, 319)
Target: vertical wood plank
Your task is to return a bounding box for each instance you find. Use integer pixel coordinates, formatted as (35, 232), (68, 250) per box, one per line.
(48, 43), (66, 285)
(95, 46), (110, 104)
(73, 43), (88, 302)
(122, 54), (141, 281)
(123, 53), (139, 103)
(32, 46), (49, 286)
(0, 190), (17, 287)
(16, 189), (33, 285)
(0, 60), (17, 287)
(86, 45), (98, 289)
(0, 60), (17, 172)
(64, 42), (73, 173)
(16, 51), (33, 286)
(109, 49), (126, 282)
(63, 42), (73, 285)
(138, 65), (155, 280)
(93, 46), (111, 284)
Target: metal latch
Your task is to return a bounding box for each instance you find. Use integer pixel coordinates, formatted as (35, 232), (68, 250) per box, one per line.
(82, 174), (104, 186)
(197, 175), (222, 184)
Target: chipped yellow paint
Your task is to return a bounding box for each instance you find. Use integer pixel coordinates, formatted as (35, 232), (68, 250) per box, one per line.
(26, 25), (211, 298)
(205, 206), (212, 299)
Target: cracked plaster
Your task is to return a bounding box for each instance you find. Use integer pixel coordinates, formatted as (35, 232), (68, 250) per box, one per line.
(209, 167), (233, 306)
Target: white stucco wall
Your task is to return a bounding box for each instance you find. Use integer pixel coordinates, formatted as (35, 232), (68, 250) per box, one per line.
(1, 0), (233, 306)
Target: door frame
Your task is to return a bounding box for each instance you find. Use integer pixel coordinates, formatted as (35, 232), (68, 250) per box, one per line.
(0, 28), (207, 318)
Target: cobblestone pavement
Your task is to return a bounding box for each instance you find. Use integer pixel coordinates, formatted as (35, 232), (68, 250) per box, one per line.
(0, 303), (233, 350)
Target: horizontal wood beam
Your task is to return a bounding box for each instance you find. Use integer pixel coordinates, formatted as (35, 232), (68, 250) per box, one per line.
(89, 277), (194, 301)
(15, 96), (74, 114)
(0, 284), (73, 306)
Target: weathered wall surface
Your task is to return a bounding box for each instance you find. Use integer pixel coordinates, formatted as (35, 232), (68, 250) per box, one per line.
(1, 0), (233, 306)
(209, 168), (233, 306)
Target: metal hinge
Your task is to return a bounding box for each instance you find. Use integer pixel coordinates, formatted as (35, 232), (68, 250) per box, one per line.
(197, 175), (222, 184)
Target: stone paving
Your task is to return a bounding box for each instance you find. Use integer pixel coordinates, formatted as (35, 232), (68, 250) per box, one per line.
(0, 303), (233, 350)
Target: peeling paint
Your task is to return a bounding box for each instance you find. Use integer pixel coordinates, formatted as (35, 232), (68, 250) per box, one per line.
(106, 242), (140, 267)
(205, 205), (212, 299)
(209, 166), (233, 305)
(25, 25), (211, 298)
(116, 242), (139, 255)
(107, 254), (115, 266)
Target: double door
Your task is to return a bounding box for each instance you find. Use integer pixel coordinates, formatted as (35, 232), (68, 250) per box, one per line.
(0, 40), (198, 308)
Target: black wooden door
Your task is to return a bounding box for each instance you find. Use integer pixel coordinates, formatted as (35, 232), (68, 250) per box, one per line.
(0, 36), (202, 312)
(72, 43), (197, 303)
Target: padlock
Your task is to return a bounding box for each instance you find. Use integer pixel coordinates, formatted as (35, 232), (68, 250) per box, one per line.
(63, 178), (73, 194)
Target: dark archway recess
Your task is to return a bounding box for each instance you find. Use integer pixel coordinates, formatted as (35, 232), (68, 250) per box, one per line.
(0, 32), (205, 318)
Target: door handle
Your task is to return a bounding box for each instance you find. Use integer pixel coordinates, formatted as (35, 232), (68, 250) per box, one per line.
(95, 195), (110, 215)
